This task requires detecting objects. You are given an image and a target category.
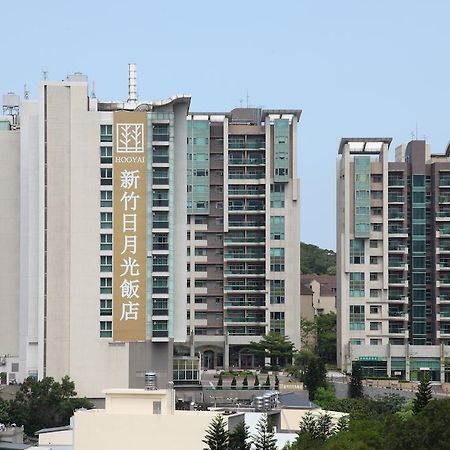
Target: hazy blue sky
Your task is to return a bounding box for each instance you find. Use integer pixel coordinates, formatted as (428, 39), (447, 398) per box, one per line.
(3, 1), (450, 249)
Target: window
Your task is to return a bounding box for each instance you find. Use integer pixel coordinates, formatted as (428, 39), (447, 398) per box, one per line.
(371, 190), (383, 199)
(270, 280), (285, 304)
(270, 248), (285, 272)
(350, 239), (364, 264)
(370, 322), (381, 331)
(195, 328), (207, 336)
(195, 232), (207, 240)
(370, 339), (381, 345)
(195, 216), (207, 224)
(100, 212), (112, 229)
(350, 339), (363, 345)
(195, 248), (207, 256)
(195, 280), (207, 288)
(270, 184), (285, 208)
(270, 216), (285, 240)
(349, 305), (365, 330)
(371, 207), (382, 215)
(370, 289), (380, 298)
(195, 311), (207, 320)
(370, 305), (381, 314)
(372, 223), (382, 232)
(270, 312), (285, 335)
(101, 190), (112, 207)
(153, 277), (168, 293)
(100, 146), (112, 164)
(370, 240), (378, 248)
(370, 256), (378, 264)
(100, 124), (112, 142)
(100, 299), (112, 316)
(153, 124), (169, 141)
(153, 168), (169, 185)
(153, 254), (168, 272)
(194, 296), (207, 304)
(370, 272), (379, 281)
(195, 264), (207, 272)
(349, 273), (364, 297)
(100, 256), (112, 272)
(100, 277), (112, 294)
(100, 168), (112, 185)
(371, 174), (382, 183)
(100, 321), (112, 337)
(100, 234), (112, 250)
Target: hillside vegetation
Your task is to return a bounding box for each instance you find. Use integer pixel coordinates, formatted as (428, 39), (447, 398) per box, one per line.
(301, 242), (336, 275)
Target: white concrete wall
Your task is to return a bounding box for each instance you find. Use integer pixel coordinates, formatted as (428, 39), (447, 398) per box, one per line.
(0, 129), (20, 357)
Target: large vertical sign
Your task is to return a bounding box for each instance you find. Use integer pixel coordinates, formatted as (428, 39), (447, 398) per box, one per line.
(113, 112), (147, 341)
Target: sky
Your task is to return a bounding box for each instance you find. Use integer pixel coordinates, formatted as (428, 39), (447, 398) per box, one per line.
(2, 0), (450, 250)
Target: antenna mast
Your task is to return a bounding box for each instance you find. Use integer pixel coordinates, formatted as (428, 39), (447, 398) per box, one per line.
(128, 63), (137, 105)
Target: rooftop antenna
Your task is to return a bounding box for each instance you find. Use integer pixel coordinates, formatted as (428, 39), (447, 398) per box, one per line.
(91, 81), (96, 98)
(24, 84), (30, 100)
(128, 63), (137, 104)
(42, 71), (48, 81)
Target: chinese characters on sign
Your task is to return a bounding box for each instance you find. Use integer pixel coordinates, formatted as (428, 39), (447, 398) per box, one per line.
(113, 113), (147, 341)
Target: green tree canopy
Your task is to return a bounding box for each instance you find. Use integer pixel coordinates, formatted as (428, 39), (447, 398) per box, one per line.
(303, 355), (327, 400)
(300, 242), (336, 275)
(252, 416), (277, 450)
(8, 376), (93, 436)
(228, 420), (251, 450)
(348, 361), (364, 398)
(249, 332), (295, 367)
(412, 377), (432, 415)
(203, 415), (229, 450)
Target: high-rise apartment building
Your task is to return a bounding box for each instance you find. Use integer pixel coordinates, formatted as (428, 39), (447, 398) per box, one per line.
(185, 109), (301, 370)
(0, 68), (301, 397)
(337, 138), (450, 381)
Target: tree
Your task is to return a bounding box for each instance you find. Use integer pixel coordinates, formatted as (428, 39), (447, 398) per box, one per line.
(249, 332), (295, 367)
(8, 376), (93, 436)
(231, 376), (237, 390)
(316, 413), (335, 440)
(264, 375), (270, 388)
(254, 374), (260, 389)
(228, 420), (251, 450)
(300, 318), (316, 352)
(274, 375), (279, 390)
(203, 415), (229, 450)
(252, 415), (277, 450)
(0, 398), (9, 424)
(291, 350), (316, 381)
(412, 377), (432, 415)
(348, 361), (364, 398)
(217, 374), (223, 390)
(242, 376), (248, 390)
(316, 313), (337, 364)
(303, 355), (327, 400)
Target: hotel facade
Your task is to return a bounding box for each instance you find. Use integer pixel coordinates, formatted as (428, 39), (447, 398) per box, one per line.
(0, 68), (301, 397)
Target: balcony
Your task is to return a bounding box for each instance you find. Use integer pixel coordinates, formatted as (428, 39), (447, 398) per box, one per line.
(438, 278), (450, 287)
(439, 177), (450, 187)
(388, 178), (404, 187)
(228, 205), (265, 213)
(388, 195), (405, 203)
(388, 211), (405, 221)
(224, 253), (265, 260)
(224, 317), (266, 324)
(437, 261), (450, 271)
(228, 141), (265, 149)
(224, 284), (266, 292)
(440, 196), (450, 204)
(224, 269), (265, 276)
(228, 220), (265, 228)
(437, 294), (450, 304)
(228, 188), (265, 197)
(388, 294), (408, 303)
(224, 236), (265, 244)
(388, 328), (409, 338)
(437, 330), (450, 338)
(437, 312), (450, 321)
(388, 227), (408, 236)
(388, 277), (408, 287)
(224, 300), (266, 308)
(388, 311), (408, 320)
(229, 158), (265, 165)
(388, 260), (407, 270)
(437, 212), (450, 222)
(228, 173), (265, 180)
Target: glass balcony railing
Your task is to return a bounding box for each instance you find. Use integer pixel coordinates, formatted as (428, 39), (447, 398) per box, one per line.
(440, 196), (450, 203)
(224, 300), (265, 307)
(437, 211), (450, 218)
(389, 244), (406, 251)
(439, 311), (450, 318)
(228, 189), (265, 196)
(224, 285), (265, 291)
(224, 269), (265, 275)
(229, 173), (265, 180)
(388, 178), (404, 187)
(229, 205), (265, 211)
(228, 141), (265, 149)
(229, 221), (265, 227)
(225, 317), (265, 323)
(388, 195), (404, 202)
(388, 260), (405, 267)
(224, 253), (265, 259)
(229, 158), (265, 165)
(439, 178), (450, 187)
(224, 236), (265, 243)
(388, 212), (404, 220)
